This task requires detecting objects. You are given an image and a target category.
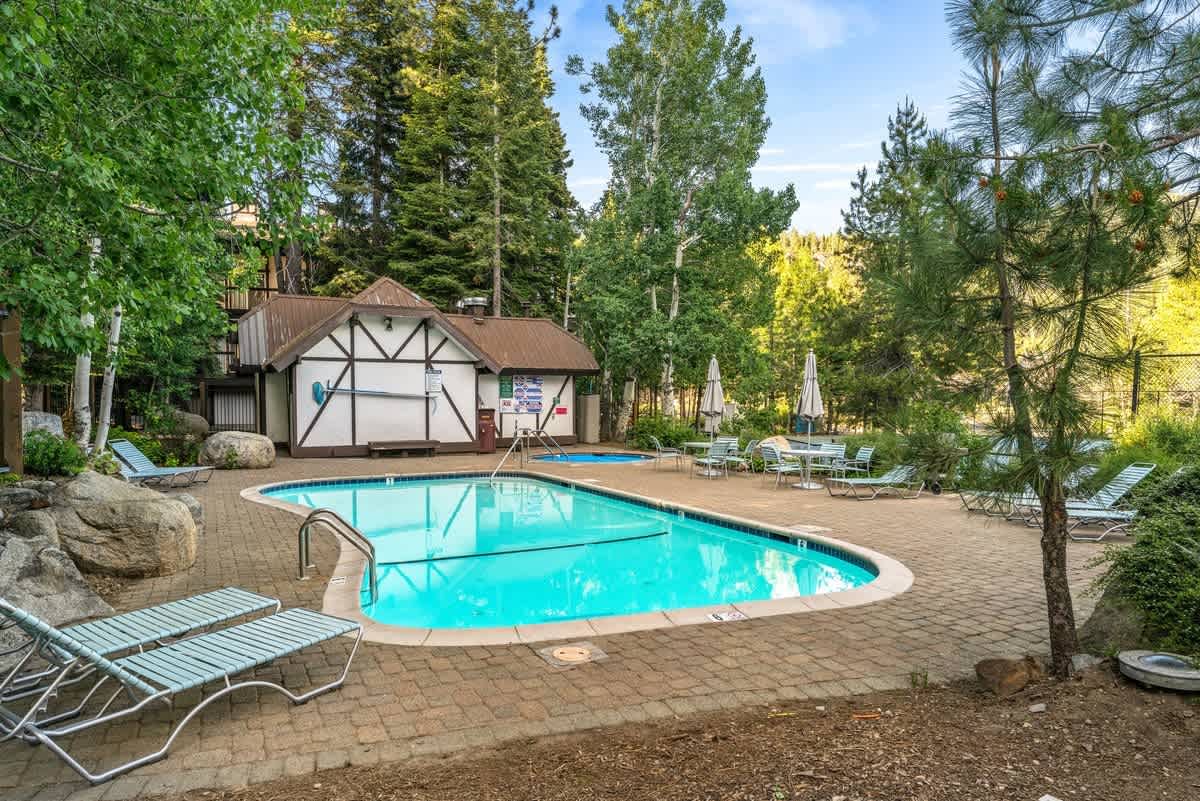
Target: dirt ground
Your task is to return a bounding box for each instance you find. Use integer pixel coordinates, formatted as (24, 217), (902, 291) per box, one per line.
(168, 668), (1199, 801)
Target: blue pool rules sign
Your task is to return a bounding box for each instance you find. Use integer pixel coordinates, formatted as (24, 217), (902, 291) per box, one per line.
(501, 375), (543, 414)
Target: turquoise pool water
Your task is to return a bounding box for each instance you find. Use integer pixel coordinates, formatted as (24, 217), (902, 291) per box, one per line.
(266, 476), (876, 629)
(532, 452), (651, 463)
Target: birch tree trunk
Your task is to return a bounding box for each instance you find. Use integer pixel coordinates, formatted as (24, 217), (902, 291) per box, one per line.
(72, 237), (101, 449)
(92, 305), (123, 454)
(614, 377), (636, 442)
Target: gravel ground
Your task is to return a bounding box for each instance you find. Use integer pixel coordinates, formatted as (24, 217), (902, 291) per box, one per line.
(168, 667), (1199, 801)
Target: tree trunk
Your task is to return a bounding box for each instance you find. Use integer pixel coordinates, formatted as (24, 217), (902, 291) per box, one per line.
(614, 377), (636, 442)
(599, 366), (612, 441)
(92, 305), (123, 454)
(72, 238), (101, 449)
(1040, 481), (1079, 678)
(491, 44), (502, 318)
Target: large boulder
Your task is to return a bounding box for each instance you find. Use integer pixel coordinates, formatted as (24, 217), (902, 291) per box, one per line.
(21, 410), (64, 438)
(0, 481), (54, 528)
(1078, 582), (1147, 654)
(975, 656), (1045, 696)
(199, 430), (275, 469)
(48, 471), (198, 577)
(0, 515), (113, 666)
(172, 410), (211, 438)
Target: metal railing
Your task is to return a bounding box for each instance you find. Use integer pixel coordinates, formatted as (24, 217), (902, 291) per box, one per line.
(297, 508), (377, 604)
(489, 427), (568, 480)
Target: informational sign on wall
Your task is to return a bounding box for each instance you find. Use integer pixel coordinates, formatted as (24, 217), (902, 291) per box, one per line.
(500, 375), (543, 414)
(499, 375), (513, 399)
(425, 368), (442, 395)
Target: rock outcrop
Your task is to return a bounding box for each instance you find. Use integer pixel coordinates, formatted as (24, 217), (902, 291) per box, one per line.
(21, 411), (64, 438)
(172, 410), (211, 438)
(46, 472), (199, 577)
(975, 656), (1045, 696)
(198, 430), (275, 469)
(0, 501), (113, 664)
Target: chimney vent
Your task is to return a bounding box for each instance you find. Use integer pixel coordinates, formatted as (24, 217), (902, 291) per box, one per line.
(456, 296), (489, 321)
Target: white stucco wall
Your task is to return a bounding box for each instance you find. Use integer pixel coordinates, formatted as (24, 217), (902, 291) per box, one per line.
(264, 372), (289, 444)
(478, 374), (575, 440)
(292, 314), (480, 450)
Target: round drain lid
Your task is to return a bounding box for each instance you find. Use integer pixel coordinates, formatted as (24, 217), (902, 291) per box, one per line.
(551, 645), (592, 664)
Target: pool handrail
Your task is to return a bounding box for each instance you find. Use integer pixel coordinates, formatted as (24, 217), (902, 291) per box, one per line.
(298, 508), (377, 605)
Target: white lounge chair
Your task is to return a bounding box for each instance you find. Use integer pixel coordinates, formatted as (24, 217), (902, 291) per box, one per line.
(827, 465), (924, 500)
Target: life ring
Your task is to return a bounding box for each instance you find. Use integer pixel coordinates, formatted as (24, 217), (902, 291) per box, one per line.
(1117, 650), (1200, 692)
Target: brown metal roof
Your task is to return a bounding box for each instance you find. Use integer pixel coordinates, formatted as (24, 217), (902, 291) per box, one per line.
(352, 277), (433, 309)
(238, 278), (597, 375)
(446, 315), (599, 374)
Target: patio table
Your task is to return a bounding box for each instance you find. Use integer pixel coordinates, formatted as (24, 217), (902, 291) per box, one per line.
(782, 447), (827, 490)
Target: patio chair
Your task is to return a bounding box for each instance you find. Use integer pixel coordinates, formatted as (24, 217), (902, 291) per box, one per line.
(725, 439), (759, 473)
(648, 435), (684, 471)
(808, 443), (847, 480)
(108, 440), (213, 488)
(760, 443), (805, 488)
(692, 440), (734, 479)
(0, 587), (279, 704)
(0, 599), (361, 784)
(1019, 462), (1156, 535)
(840, 445), (874, 477)
(827, 464), (924, 500)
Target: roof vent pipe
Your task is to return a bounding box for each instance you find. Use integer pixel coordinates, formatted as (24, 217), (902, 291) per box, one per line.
(456, 296), (489, 322)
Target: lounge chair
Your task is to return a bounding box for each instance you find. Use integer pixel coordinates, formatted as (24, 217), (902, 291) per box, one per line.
(839, 445), (874, 477)
(109, 439), (213, 487)
(0, 587), (279, 703)
(692, 440), (734, 479)
(760, 443), (806, 488)
(827, 464), (924, 500)
(1018, 462), (1155, 537)
(0, 598), (361, 784)
(648, 435), (684, 471)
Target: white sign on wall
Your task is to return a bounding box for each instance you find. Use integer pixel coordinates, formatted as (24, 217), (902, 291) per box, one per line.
(425, 368), (442, 395)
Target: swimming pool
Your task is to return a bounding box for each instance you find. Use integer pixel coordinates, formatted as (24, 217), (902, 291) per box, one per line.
(532, 452), (652, 463)
(263, 474), (879, 630)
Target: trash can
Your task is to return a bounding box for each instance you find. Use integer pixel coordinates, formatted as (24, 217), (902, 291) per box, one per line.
(477, 408), (496, 453)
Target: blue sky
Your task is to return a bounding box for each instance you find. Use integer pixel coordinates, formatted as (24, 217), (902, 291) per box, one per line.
(543, 1), (964, 233)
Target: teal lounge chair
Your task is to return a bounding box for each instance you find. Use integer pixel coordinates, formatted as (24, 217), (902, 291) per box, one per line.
(109, 439), (213, 487)
(0, 599), (361, 784)
(1, 587), (279, 704)
(1019, 462), (1156, 537)
(827, 465), (923, 500)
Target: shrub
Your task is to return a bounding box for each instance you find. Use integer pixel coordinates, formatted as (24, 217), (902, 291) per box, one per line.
(1101, 510), (1200, 657)
(1129, 465), (1200, 518)
(628, 415), (698, 450)
(841, 430), (904, 471)
(88, 451), (122, 477)
(23, 430), (87, 477)
(107, 426), (201, 468)
(0, 471), (22, 486)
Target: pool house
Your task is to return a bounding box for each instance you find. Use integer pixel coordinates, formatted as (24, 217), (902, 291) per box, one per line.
(234, 278), (599, 456)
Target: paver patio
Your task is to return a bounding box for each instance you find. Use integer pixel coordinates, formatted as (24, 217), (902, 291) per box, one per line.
(2, 451), (1105, 800)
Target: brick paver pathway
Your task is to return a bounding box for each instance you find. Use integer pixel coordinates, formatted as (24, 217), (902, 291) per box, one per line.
(2, 452), (1105, 800)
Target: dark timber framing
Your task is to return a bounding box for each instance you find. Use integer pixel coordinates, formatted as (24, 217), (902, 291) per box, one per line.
(292, 314), (483, 456)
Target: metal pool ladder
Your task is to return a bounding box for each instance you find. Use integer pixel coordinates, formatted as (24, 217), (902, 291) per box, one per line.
(490, 427), (567, 480)
(297, 508), (378, 604)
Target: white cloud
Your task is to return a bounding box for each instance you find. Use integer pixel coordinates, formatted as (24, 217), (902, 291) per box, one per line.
(813, 179), (849, 190)
(727, 1), (874, 54)
(752, 162), (866, 174)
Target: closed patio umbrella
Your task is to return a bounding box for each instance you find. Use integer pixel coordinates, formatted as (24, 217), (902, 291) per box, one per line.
(795, 349), (823, 448)
(699, 355), (725, 438)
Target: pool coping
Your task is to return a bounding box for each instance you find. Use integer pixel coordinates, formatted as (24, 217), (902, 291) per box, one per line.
(241, 469), (915, 646)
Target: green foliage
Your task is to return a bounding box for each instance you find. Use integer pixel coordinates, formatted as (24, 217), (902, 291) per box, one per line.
(23, 431), (86, 477)
(1103, 514), (1200, 657)
(1091, 411), (1200, 495)
(841, 431), (905, 472)
(108, 427), (200, 469)
(720, 408), (788, 443)
(0, 472), (22, 486)
(628, 415), (698, 450)
(0, 0), (328, 375)
(87, 451), (121, 477)
(1129, 466), (1200, 520)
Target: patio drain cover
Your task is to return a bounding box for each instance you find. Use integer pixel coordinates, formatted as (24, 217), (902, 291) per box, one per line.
(537, 641), (608, 668)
